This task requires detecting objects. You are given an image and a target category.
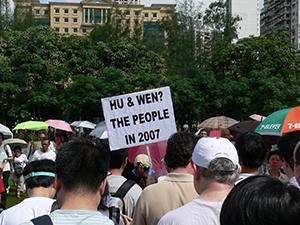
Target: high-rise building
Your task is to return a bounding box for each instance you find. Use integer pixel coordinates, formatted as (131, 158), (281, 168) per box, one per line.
(227, 0), (260, 39)
(14, 0), (174, 36)
(260, 0), (297, 49)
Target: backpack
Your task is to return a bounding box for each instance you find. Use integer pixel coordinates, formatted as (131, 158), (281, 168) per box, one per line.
(110, 179), (136, 215)
(30, 201), (59, 225)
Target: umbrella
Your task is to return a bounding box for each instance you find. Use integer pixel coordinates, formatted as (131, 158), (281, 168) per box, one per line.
(13, 121), (48, 131)
(45, 119), (73, 132)
(89, 126), (106, 138)
(249, 114), (266, 121)
(199, 116), (238, 130)
(71, 121), (96, 129)
(3, 138), (27, 150)
(0, 123), (13, 138)
(228, 120), (261, 136)
(254, 106), (300, 136)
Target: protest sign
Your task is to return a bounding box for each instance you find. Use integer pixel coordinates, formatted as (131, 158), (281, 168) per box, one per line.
(101, 86), (177, 150)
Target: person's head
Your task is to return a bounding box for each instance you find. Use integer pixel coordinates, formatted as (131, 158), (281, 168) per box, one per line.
(40, 133), (46, 141)
(267, 150), (282, 171)
(41, 137), (50, 153)
(199, 129), (208, 138)
(278, 131), (300, 171)
(235, 132), (268, 170)
(192, 137), (239, 192)
(55, 140), (109, 197)
(0, 132), (3, 144)
(220, 175), (300, 225)
(164, 131), (198, 170)
(134, 154), (151, 189)
(293, 141), (300, 185)
(14, 145), (22, 157)
(221, 129), (231, 140)
(100, 139), (129, 169)
(24, 159), (55, 189)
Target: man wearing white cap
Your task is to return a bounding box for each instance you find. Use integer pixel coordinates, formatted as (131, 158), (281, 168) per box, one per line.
(158, 137), (239, 225)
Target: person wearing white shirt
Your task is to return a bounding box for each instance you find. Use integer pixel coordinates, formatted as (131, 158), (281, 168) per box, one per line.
(29, 138), (56, 162)
(0, 132), (13, 209)
(0, 159), (56, 225)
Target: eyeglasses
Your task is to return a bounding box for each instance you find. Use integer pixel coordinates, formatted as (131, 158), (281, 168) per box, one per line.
(290, 157), (300, 167)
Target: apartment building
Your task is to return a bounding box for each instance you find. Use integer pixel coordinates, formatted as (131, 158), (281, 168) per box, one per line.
(14, 0), (174, 36)
(227, 0), (260, 39)
(260, 0), (299, 49)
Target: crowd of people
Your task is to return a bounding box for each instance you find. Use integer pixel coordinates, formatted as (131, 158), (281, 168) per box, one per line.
(1, 129), (300, 225)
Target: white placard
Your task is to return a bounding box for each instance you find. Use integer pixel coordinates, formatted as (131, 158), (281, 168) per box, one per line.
(101, 86), (177, 150)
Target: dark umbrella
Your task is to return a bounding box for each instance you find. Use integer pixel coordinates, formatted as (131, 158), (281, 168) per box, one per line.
(228, 120), (261, 136)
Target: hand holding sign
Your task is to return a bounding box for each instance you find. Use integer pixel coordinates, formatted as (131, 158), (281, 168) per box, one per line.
(101, 87), (177, 150)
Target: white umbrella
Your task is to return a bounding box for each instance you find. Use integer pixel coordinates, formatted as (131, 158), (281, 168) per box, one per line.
(71, 120), (96, 129)
(3, 138), (27, 149)
(0, 123), (13, 138)
(249, 114), (266, 121)
(89, 126), (106, 138)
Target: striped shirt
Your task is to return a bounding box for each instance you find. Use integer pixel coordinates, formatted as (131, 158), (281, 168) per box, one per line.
(21, 209), (114, 225)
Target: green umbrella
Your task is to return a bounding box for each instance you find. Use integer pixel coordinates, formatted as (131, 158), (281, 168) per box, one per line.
(13, 121), (49, 131)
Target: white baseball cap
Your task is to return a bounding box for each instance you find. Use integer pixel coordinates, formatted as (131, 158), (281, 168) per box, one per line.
(134, 154), (151, 168)
(192, 137), (238, 170)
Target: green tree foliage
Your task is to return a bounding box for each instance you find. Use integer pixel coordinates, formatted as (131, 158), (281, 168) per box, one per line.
(161, 0), (203, 78)
(217, 28), (300, 119)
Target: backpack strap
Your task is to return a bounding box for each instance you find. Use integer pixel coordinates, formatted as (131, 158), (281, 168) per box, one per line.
(31, 215), (53, 225)
(116, 179), (136, 200)
(113, 179), (136, 214)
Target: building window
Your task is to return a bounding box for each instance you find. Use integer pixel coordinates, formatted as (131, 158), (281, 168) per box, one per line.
(126, 10), (130, 16)
(135, 11), (139, 16)
(73, 9), (78, 14)
(64, 18), (69, 23)
(35, 9), (40, 15)
(126, 19), (130, 24)
(134, 19), (138, 25)
(153, 13), (157, 18)
(117, 19), (121, 24)
(117, 10), (121, 15)
(82, 28), (87, 33)
(55, 8), (59, 14)
(44, 10), (49, 15)
(73, 28), (78, 33)
(55, 17), (60, 22)
(64, 9), (69, 14)
(64, 28), (69, 33)
(145, 13), (148, 17)
(73, 18), (78, 23)
(55, 27), (59, 32)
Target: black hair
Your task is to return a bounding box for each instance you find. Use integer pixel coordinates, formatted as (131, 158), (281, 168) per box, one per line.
(267, 150), (282, 162)
(277, 131), (300, 170)
(220, 175), (300, 225)
(55, 140), (110, 194)
(100, 139), (129, 169)
(42, 137), (50, 144)
(164, 131), (198, 169)
(295, 141), (300, 167)
(23, 159), (55, 188)
(0, 132), (3, 140)
(235, 132), (268, 168)
(199, 128), (209, 136)
(14, 145), (22, 152)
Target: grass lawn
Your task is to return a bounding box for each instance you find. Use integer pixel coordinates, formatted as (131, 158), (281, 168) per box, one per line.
(6, 174), (28, 209)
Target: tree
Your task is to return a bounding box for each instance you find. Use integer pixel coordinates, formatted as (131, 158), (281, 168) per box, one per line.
(203, 0), (241, 78)
(160, 0), (204, 78)
(1, 26), (66, 126)
(216, 28), (300, 120)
